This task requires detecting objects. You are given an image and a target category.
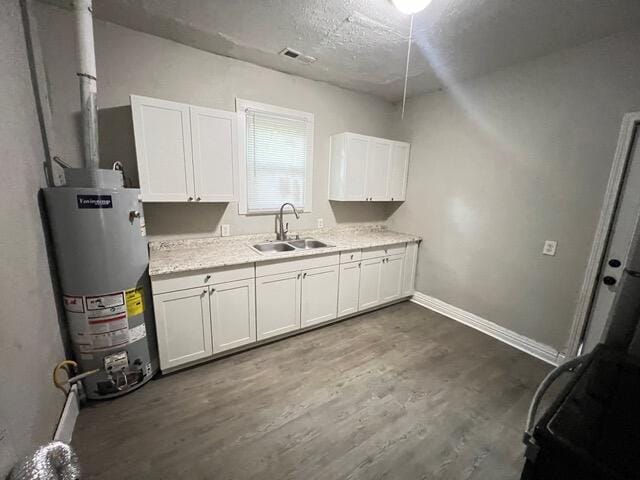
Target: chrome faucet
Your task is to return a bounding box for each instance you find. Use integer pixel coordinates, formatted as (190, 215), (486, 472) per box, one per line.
(276, 202), (300, 241)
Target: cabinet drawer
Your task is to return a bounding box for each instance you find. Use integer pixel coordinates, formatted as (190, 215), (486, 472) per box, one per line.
(340, 250), (362, 263)
(361, 243), (406, 260)
(255, 253), (339, 277)
(151, 264), (255, 294)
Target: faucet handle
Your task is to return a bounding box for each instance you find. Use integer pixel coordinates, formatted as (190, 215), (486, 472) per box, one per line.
(284, 222), (289, 233)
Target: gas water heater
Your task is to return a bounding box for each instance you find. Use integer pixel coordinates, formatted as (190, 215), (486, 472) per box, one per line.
(45, 170), (158, 399)
(43, 0), (158, 399)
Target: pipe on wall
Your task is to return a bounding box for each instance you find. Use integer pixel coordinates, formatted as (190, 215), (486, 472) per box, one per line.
(73, 0), (99, 170)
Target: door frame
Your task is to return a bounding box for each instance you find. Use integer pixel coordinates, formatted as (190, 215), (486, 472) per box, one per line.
(566, 112), (640, 358)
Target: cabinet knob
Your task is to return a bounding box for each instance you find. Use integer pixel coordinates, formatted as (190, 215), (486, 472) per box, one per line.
(196, 197), (201, 201)
(303, 272), (307, 278)
(188, 197), (194, 201)
(210, 288), (215, 295)
(297, 273), (301, 279)
(603, 276), (617, 286)
(204, 274), (211, 282)
(201, 289), (207, 295)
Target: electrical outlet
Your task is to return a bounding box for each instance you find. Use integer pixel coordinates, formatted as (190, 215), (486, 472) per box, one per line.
(317, 218), (324, 229)
(221, 224), (230, 237)
(543, 240), (557, 256)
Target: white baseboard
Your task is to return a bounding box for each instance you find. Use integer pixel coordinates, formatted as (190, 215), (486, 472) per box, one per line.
(54, 384), (79, 444)
(411, 291), (560, 366)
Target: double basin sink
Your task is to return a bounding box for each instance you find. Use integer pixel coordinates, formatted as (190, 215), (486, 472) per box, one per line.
(251, 238), (333, 254)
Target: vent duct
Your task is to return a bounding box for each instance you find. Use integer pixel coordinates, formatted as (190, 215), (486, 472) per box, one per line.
(279, 47), (317, 65)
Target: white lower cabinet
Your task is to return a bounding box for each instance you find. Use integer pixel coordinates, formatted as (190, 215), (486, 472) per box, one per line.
(402, 241), (419, 296)
(210, 279), (256, 353)
(359, 257), (383, 310)
(301, 265), (339, 327)
(152, 241), (419, 372)
(256, 271), (301, 340)
(338, 261), (361, 317)
(380, 254), (405, 303)
(154, 287), (212, 370)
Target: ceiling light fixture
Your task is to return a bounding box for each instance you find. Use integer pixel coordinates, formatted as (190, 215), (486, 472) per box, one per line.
(390, 1), (432, 118)
(391, 0), (432, 15)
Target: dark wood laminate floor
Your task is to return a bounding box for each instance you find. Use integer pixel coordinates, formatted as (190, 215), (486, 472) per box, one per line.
(73, 301), (551, 480)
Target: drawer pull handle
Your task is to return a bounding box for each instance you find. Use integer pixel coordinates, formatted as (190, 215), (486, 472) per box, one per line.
(204, 275), (211, 282)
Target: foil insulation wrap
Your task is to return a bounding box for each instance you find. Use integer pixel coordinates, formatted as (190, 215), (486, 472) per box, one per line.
(9, 442), (80, 480)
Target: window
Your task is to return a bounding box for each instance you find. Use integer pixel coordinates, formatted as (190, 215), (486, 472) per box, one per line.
(237, 99), (313, 214)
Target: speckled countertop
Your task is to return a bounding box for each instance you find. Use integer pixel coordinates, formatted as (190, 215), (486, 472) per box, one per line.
(149, 225), (421, 276)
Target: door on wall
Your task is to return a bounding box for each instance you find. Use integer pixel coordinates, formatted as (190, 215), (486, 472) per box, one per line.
(583, 126), (640, 352)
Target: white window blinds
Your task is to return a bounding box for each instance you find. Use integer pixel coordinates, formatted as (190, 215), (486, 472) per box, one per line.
(240, 102), (313, 214)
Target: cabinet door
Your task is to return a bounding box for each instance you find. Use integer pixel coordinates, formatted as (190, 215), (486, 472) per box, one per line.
(256, 272), (301, 340)
(344, 135), (369, 200)
(380, 254), (405, 303)
(131, 95), (194, 202)
(338, 261), (361, 317)
(366, 139), (391, 200)
(359, 257), (383, 310)
(301, 265), (339, 327)
(153, 287), (212, 370)
(210, 279), (256, 353)
(402, 241), (419, 296)
(190, 106), (237, 202)
(388, 143), (410, 201)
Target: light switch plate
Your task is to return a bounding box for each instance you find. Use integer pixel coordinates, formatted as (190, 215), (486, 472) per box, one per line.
(317, 218), (324, 228)
(543, 240), (557, 256)
(221, 224), (230, 237)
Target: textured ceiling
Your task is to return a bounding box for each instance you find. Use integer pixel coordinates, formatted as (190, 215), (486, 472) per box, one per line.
(42, 0), (640, 101)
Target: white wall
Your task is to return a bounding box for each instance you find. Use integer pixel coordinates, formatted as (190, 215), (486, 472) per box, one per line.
(35, 2), (399, 240)
(0, 1), (67, 475)
(389, 30), (640, 351)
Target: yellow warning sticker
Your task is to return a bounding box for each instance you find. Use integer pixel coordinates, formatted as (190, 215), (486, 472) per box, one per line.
(125, 287), (144, 317)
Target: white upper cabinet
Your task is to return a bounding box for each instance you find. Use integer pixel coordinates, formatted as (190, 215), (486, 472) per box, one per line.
(388, 143), (410, 201)
(329, 132), (410, 202)
(131, 95), (237, 203)
(190, 106), (237, 202)
(131, 96), (194, 202)
(367, 139), (392, 200)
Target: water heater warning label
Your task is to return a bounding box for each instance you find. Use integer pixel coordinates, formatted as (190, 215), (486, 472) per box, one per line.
(64, 290), (137, 353)
(125, 287), (145, 316)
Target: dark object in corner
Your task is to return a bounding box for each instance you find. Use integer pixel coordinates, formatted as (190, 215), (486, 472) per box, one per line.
(521, 344), (640, 480)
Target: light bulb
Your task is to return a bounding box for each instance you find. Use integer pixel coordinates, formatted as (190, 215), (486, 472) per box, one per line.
(391, 0), (432, 15)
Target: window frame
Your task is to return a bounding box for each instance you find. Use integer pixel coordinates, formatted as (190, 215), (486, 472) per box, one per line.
(236, 98), (314, 215)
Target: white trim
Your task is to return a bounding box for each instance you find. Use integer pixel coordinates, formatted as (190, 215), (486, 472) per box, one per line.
(565, 112), (640, 358)
(235, 98), (314, 215)
(53, 385), (79, 444)
(411, 291), (560, 366)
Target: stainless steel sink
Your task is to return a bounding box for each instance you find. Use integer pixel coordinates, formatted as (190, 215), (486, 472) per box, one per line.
(287, 239), (330, 250)
(251, 242), (296, 254)
(250, 238), (333, 254)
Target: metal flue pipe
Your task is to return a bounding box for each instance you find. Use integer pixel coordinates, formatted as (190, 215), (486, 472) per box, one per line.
(73, 0), (100, 170)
